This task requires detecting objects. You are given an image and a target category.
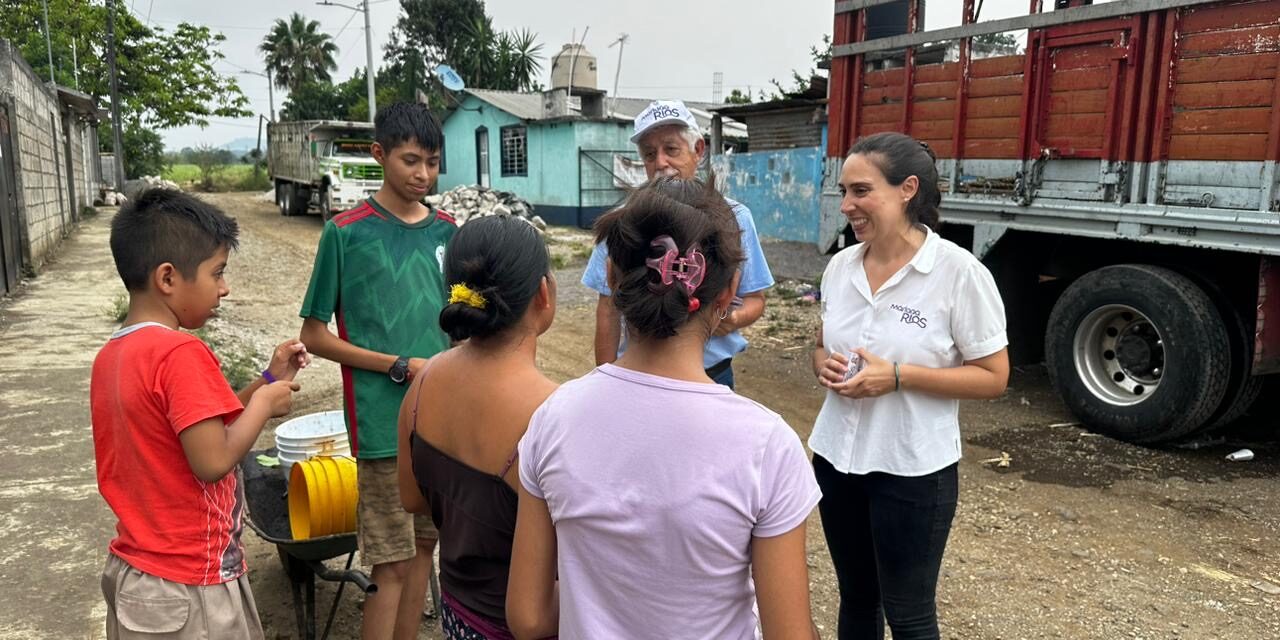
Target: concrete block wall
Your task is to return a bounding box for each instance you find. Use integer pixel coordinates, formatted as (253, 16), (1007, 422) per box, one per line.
(0, 40), (73, 271)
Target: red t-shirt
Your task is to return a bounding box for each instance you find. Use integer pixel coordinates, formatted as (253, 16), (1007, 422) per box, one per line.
(91, 323), (246, 585)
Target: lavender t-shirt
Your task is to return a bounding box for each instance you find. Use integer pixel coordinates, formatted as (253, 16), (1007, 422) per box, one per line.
(519, 364), (821, 639)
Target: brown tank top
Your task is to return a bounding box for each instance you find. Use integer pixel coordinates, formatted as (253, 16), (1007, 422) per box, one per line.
(409, 392), (519, 625)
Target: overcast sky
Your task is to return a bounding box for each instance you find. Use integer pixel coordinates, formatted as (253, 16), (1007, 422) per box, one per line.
(147, 0), (1037, 150)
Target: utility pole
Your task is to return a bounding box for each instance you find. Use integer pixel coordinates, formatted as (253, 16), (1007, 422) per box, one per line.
(41, 0), (54, 81)
(608, 33), (628, 116)
(71, 39), (79, 90)
(319, 1), (377, 122)
(106, 0), (126, 186)
(243, 70), (276, 121)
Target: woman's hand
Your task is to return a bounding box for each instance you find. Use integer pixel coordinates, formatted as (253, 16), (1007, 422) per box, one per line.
(815, 351), (853, 388)
(825, 348), (897, 399)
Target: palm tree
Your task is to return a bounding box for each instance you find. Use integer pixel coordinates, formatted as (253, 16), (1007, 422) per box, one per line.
(259, 13), (339, 93)
(504, 29), (544, 92)
(456, 18), (543, 92)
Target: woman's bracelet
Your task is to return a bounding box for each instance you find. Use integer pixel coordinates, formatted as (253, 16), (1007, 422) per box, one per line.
(893, 361), (901, 391)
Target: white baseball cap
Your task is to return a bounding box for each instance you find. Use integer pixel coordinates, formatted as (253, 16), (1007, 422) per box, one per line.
(630, 100), (701, 143)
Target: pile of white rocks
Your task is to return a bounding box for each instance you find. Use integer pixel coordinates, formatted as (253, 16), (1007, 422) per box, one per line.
(426, 185), (546, 232)
(121, 175), (182, 201)
(95, 190), (128, 207)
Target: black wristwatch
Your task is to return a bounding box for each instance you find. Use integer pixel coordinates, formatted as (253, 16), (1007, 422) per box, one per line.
(388, 356), (410, 385)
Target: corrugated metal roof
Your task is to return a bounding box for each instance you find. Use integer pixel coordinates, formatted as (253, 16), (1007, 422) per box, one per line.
(461, 90), (747, 139)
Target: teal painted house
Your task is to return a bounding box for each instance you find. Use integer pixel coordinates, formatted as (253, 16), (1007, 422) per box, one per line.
(438, 88), (742, 227)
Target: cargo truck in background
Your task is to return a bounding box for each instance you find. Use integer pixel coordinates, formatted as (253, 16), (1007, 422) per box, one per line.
(824, 0), (1280, 444)
(267, 120), (383, 220)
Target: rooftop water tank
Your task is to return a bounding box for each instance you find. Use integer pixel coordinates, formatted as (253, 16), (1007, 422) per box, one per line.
(550, 43), (598, 91)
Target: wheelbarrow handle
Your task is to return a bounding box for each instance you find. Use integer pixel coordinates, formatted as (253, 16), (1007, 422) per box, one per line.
(306, 559), (377, 594)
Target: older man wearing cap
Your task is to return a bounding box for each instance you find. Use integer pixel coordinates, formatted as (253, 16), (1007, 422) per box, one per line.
(582, 99), (774, 389)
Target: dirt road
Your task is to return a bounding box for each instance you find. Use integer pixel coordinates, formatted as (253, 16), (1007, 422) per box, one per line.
(1, 191), (1277, 639)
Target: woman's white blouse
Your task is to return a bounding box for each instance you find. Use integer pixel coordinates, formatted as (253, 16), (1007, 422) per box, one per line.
(809, 227), (1008, 477)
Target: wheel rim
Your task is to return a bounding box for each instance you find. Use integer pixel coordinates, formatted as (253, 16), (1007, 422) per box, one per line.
(1073, 304), (1164, 406)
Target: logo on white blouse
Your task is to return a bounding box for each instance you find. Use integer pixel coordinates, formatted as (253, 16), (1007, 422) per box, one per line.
(890, 303), (928, 328)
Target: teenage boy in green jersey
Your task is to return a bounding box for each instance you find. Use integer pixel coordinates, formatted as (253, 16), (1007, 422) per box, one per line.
(299, 102), (455, 640)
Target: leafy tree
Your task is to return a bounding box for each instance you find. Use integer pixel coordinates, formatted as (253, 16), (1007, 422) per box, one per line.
(279, 71), (367, 121)
(384, 0), (543, 103)
(0, 0), (250, 177)
(259, 13), (340, 94)
(766, 34), (832, 101)
(190, 143), (225, 191)
(973, 32), (1021, 56)
(724, 89), (753, 105)
(122, 124), (165, 177)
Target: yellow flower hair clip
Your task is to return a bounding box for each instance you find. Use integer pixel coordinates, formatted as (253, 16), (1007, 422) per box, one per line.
(449, 283), (487, 309)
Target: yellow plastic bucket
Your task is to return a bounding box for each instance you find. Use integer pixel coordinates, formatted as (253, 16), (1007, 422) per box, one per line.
(288, 455), (358, 540)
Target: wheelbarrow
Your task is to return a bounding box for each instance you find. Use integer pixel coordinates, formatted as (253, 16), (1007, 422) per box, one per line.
(242, 449), (443, 639)
(242, 449), (374, 640)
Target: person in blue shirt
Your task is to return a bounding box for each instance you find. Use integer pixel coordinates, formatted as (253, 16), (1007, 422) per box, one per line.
(583, 100), (774, 389)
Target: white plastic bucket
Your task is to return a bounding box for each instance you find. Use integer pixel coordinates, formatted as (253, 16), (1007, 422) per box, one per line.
(275, 411), (350, 479)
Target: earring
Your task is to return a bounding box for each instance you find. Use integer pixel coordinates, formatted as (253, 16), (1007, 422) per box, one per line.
(718, 307), (729, 320)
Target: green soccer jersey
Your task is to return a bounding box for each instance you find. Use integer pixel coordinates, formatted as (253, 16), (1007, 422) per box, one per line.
(299, 197), (457, 459)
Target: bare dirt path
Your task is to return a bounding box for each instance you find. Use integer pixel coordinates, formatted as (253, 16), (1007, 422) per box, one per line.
(1, 191), (1276, 638)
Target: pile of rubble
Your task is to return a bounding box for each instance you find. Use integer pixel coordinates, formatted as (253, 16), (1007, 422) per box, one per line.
(426, 185), (546, 232)
(95, 190), (128, 207)
(121, 175), (181, 201)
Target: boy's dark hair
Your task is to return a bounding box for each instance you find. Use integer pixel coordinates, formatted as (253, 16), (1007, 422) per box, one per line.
(593, 176), (744, 340)
(109, 188), (239, 291)
(849, 132), (941, 229)
(439, 215), (550, 342)
(374, 102), (444, 153)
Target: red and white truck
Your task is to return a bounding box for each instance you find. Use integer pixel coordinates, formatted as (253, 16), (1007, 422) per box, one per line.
(823, 0), (1280, 443)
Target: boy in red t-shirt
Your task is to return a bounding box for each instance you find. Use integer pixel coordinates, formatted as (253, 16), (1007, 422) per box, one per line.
(91, 189), (308, 639)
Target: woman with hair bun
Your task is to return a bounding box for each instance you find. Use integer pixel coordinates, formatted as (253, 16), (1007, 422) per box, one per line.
(396, 214), (558, 639)
(506, 177), (822, 640)
(810, 132), (1010, 640)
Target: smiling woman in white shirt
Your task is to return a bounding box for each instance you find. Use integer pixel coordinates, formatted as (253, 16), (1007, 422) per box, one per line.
(809, 132), (1010, 640)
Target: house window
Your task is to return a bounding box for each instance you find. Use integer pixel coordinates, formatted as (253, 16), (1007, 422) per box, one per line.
(500, 125), (527, 177)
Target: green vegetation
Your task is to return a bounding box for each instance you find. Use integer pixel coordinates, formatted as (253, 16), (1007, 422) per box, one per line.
(104, 292), (129, 323)
(163, 164), (271, 193)
(188, 327), (261, 390)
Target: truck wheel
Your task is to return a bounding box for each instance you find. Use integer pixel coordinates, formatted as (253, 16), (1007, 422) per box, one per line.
(1203, 301), (1264, 431)
(276, 182), (288, 216)
(1045, 264), (1230, 444)
(280, 184), (295, 217)
(320, 189), (334, 222)
(288, 184), (309, 216)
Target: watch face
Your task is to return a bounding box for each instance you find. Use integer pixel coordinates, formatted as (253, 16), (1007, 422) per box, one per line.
(389, 358), (408, 384)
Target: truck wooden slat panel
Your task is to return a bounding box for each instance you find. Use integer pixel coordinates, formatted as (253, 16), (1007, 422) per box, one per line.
(920, 139), (955, 157)
(1045, 113), (1108, 139)
(969, 75), (1025, 98)
(1169, 132), (1268, 159)
(860, 122), (900, 136)
(914, 81), (959, 100)
(1049, 67), (1114, 91)
(1178, 24), (1280, 57)
(1173, 78), (1276, 108)
(1051, 46), (1122, 71)
(912, 101), (956, 121)
(862, 104), (901, 124)
(1180, 0), (1280, 33)
(862, 86), (905, 104)
(910, 120), (954, 140)
(970, 56), (1026, 78)
(1172, 106), (1273, 134)
(964, 138), (1019, 158)
(915, 63), (959, 83)
(865, 68), (905, 88)
(1046, 89), (1110, 114)
(964, 117), (1023, 140)
(1175, 52), (1279, 83)
(968, 96), (1024, 118)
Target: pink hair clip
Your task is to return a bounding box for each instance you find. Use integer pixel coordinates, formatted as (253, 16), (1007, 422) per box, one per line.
(645, 235), (706, 307)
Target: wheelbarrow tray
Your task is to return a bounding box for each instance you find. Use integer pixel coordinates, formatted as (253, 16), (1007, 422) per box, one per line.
(242, 448), (358, 559)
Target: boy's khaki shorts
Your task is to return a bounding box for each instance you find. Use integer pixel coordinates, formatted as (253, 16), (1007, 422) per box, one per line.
(356, 457), (439, 567)
(101, 554), (263, 640)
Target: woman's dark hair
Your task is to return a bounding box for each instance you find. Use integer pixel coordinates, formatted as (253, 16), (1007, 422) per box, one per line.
(438, 215), (550, 342)
(593, 176), (744, 340)
(849, 132), (941, 229)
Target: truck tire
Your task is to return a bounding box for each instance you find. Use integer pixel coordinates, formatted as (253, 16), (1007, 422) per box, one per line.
(1203, 301), (1264, 431)
(275, 181), (288, 216)
(280, 183), (295, 217)
(1044, 264), (1230, 444)
(288, 184), (309, 216)
(320, 189), (334, 222)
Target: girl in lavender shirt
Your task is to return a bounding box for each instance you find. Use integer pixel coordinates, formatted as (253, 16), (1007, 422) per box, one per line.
(507, 177), (823, 640)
